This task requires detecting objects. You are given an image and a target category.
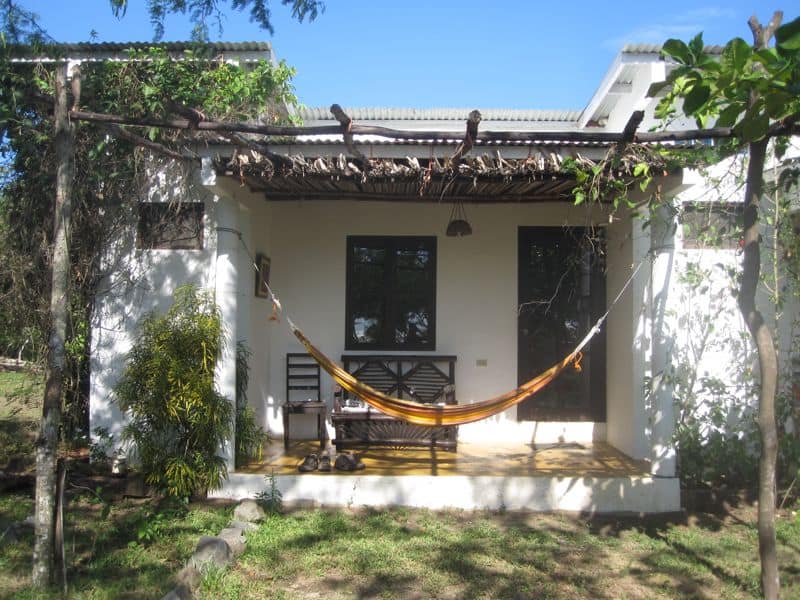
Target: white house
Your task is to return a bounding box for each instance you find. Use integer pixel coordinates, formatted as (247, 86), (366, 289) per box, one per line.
(88, 42), (798, 512)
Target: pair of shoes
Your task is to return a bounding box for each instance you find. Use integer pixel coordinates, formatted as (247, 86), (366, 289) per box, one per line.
(298, 454), (318, 472)
(334, 452), (366, 472)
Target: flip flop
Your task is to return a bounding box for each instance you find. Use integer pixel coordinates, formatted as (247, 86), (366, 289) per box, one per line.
(298, 454), (319, 472)
(318, 454), (332, 472)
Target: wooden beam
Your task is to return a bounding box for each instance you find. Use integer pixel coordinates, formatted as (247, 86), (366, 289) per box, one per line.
(330, 103), (366, 161)
(616, 110), (645, 154)
(67, 108), (800, 146)
(449, 110), (482, 166)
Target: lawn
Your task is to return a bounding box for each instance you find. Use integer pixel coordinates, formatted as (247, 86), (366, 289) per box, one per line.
(3, 493), (798, 600)
(196, 504), (800, 600)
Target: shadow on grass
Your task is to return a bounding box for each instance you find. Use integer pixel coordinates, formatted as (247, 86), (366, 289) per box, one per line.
(234, 503), (797, 600)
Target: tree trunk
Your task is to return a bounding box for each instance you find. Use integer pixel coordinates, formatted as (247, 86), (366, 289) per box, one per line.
(32, 63), (74, 589)
(741, 138), (780, 598)
(741, 14), (782, 599)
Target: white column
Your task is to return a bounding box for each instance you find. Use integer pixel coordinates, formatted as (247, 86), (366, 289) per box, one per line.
(204, 159), (240, 473)
(648, 203), (677, 476)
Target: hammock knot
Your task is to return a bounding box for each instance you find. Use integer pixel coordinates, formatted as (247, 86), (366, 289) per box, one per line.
(573, 351), (583, 373)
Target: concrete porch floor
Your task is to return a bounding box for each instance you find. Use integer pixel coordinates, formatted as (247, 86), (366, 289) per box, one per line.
(237, 439), (651, 478)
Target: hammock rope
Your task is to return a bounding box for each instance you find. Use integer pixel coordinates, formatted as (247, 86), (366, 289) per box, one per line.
(221, 226), (649, 427)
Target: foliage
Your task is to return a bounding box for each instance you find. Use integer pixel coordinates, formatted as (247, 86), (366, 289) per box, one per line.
(235, 340), (268, 466)
(0, 42), (300, 440)
(111, 0), (325, 41)
(254, 471), (282, 513)
(114, 285), (233, 498)
(651, 18), (800, 145)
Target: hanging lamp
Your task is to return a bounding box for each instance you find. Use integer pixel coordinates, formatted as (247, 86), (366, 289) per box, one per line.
(446, 198), (472, 237)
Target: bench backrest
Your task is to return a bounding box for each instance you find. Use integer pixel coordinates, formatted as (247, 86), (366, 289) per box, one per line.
(341, 354), (456, 405)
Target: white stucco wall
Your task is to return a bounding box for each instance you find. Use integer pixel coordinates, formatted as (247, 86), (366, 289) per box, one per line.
(89, 164), (222, 448)
(235, 198), (617, 445)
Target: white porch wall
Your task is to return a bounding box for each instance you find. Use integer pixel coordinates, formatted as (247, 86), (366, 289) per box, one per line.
(251, 198), (614, 445)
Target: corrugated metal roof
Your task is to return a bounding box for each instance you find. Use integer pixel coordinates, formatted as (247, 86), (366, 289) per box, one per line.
(622, 43), (724, 55)
(298, 107), (581, 123)
(7, 41), (272, 59)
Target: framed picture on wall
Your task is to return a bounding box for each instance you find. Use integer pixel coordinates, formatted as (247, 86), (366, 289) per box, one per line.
(255, 254), (271, 298)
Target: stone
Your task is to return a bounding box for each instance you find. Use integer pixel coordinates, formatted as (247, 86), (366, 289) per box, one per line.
(229, 520), (259, 532)
(189, 536), (233, 571)
(217, 527), (246, 556)
(175, 565), (201, 589)
(232, 499), (265, 523)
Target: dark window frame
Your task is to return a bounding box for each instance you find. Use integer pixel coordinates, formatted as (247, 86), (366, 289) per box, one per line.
(681, 202), (743, 250)
(345, 235), (437, 351)
(137, 202), (204, 250)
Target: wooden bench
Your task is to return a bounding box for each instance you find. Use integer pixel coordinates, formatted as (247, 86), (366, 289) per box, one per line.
(331, 354), (458, 452)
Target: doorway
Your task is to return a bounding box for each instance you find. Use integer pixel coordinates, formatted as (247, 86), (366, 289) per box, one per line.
(517, 227), (606, 421)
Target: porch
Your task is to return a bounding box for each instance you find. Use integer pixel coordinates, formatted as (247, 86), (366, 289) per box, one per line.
(213, 439), (681, 513)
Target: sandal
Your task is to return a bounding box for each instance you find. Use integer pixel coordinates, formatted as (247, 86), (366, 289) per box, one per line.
(334, 453), (365, 472)
(334, 454), (354, 471)
(348, 453), (366, 470)
(298, 454), (319, 472)
(318, 455), (332, 472)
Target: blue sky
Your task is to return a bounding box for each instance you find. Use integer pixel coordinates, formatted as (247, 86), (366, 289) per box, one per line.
(23, 1), (785, 110)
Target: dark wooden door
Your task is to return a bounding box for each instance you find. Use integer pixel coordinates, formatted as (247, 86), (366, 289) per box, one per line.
(517, 227), (606, 421)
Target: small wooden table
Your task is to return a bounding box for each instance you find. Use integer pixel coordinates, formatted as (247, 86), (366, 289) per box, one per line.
(282, 401), (327, 450)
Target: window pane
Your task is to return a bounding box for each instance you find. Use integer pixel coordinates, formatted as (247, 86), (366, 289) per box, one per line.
(346, 236), (436, 350)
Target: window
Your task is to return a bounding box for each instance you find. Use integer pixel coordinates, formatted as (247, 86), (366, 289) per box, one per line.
(346, 236), (436, 350)
(137, 202), (204, 250)
(681, 202), (742, 250)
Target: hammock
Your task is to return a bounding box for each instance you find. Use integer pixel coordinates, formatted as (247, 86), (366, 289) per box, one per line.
(289, 320), (600, 427)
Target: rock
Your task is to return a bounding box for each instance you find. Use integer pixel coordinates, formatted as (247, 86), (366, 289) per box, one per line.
(217, 527), (246, 556)
(233, 499), (265, 523)
(175, 565), (201, 589)
(189, 536), (233, 571)
(229, 520), (259, 532)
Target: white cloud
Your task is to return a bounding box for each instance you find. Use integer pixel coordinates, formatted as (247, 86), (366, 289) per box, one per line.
(605, 5), (737, 47)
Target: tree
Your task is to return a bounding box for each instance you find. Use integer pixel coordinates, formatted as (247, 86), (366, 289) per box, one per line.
(647, 12), (799, 598)
(1, 0), (320, 589)
(110, 0), (324, 40)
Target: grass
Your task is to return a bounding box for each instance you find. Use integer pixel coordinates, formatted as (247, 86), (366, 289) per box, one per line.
(1, 478), (798, 599)
(198, 505), (800, 600)
(0, 492), (233, 599)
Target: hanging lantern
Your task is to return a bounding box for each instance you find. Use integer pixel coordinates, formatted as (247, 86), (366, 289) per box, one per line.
(446, 198), (472, 237)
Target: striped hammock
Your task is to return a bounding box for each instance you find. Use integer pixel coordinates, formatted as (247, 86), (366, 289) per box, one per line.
(289, 322), (599, 427)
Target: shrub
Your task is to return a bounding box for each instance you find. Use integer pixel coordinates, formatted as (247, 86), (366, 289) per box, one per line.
(235, 341), (268, 466)
(114, 285), (232, 498)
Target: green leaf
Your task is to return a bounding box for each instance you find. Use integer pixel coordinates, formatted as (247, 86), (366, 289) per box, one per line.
(775, 16), (800, 51)
(683, 84), (710, 115)
(662, 39), (691, 64)
(688, 33), (705, 62)
(764, 92), (792, 120)
(734, 108), (769, 143)
(716, 103), (743, 128)
(722, 37), (752, 72)
(633, 162), (649, 177)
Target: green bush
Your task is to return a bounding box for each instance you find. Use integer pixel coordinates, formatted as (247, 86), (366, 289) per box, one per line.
(114, 285), (232, 498)
(235, 341), (268, 466)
